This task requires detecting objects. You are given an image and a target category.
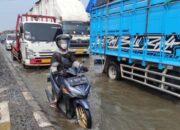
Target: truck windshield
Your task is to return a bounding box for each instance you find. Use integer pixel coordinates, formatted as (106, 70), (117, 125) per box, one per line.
(24, 23), (62, 42)
(7, 35), (16, 41)
(62, 21), (89, 35)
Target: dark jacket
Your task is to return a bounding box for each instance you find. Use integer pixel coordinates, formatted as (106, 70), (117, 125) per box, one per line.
(51, 52), (75, 71)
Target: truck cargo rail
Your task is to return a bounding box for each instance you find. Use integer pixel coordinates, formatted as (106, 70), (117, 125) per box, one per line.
(121, 63), (180, 97)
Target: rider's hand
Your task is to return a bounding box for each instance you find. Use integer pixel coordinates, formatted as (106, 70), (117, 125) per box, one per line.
(50, 62), (59, 73)
(73, 61), (81, 68)
(51, 66), (58, 73)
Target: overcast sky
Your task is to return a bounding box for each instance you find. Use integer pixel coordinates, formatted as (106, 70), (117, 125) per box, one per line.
(81, 0), (89, 7)
(0, 0), (89, 32)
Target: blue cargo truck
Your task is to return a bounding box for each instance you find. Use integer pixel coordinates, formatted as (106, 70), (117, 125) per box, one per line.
(87, 0), (180, 97)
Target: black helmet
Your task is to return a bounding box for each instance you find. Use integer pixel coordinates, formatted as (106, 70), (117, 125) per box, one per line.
(56, 34), (72, 54)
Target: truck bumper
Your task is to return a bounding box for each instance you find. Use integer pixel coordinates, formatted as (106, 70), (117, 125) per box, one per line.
(24, 58), (51, 66)
(69, 48), (89, 55)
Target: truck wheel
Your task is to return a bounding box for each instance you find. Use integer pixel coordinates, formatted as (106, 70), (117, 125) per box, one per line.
(5, 46), (8, 51)
(11, 52), (16, 61)
(107, 62), (121, 80)
(22, 60), (29, 69)
(23, 64), (29, 69)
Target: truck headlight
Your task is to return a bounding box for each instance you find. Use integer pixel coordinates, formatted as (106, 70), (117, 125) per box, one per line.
(26, 48), (35, 58)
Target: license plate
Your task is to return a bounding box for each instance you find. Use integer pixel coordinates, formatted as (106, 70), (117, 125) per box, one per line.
(76, 49), (84, 54)
(41, 59), (51, 63)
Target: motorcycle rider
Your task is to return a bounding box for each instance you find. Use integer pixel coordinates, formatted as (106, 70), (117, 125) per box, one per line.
(50, 34), (88, 112)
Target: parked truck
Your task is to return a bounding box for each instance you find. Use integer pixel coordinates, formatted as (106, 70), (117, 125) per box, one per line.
(11, 14), (62, 67)
(88, 0), (180, 97)
(29, 0), (90, 55)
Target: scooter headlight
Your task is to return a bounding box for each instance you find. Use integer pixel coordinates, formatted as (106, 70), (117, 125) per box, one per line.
(70, 87), (83, 98)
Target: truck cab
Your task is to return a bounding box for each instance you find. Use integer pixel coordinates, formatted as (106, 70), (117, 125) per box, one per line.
(11, 14), (62, 67)
(62, 21), (90, 55)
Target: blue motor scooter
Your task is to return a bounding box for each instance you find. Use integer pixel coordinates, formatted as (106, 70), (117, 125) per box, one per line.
(46, 64), (92, 129)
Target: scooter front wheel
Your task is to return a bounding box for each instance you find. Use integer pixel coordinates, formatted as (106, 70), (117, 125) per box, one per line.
(76, 106), (92, 129)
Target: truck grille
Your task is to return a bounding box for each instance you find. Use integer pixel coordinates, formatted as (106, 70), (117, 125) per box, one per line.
(70, 39), (89, 48)
(39, 51), (54, 57)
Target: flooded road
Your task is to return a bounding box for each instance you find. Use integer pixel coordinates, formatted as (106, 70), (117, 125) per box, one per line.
(4, 50), (180, 130)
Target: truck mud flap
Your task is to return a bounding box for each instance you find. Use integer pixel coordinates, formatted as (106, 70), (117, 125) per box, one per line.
(90, 55), (105, 74)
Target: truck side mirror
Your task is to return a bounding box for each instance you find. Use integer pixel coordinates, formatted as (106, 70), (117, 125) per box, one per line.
(20, 26), (23, 34)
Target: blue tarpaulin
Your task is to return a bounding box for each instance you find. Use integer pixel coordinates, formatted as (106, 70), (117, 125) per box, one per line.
(86, 0), (96, 13)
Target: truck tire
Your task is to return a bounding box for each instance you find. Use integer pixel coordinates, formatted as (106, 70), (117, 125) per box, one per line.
(107, 62), (121, 80)
(23, 64), (27, 69)
(22, 62), (29, 69)
(21, 59), (29, 69)
(5, 45), (8, 51)
(19, 52), (28, 69)
(11, 51), (16, 61)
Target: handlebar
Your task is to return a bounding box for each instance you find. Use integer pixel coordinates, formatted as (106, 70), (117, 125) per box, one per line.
(52, 70), (67, 76)
(52, 66), (88, 77)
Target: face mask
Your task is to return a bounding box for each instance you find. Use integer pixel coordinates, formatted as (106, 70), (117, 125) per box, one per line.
(61, 42), (68, 50)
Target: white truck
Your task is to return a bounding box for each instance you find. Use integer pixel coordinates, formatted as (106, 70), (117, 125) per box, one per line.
(29, 0), (90, 55)
(11, 14), (62, 67)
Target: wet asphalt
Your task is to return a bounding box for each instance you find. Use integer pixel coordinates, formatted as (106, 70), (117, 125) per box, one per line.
(0, 46), (40, 130)
(2, 44), (180, 130)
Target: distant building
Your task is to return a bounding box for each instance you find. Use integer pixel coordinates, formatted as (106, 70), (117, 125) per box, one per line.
(2, 30), (15, 34)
